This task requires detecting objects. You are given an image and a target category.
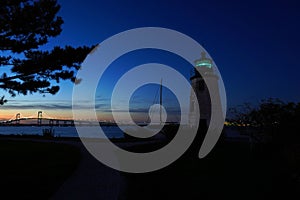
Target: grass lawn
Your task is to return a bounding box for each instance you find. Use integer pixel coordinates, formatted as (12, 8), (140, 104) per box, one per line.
(0, 140), (80, 199)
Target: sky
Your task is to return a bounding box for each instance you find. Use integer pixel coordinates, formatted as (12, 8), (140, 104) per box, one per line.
(1, 0), (300, 121)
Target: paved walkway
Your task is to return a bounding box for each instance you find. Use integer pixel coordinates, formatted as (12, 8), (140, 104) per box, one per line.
(51, 141), (126, 200)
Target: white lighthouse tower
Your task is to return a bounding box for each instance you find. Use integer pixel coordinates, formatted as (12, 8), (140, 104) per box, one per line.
(189, 52), (221, 129)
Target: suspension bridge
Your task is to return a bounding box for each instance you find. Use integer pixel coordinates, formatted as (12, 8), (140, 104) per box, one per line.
(0, 111), (75, 126)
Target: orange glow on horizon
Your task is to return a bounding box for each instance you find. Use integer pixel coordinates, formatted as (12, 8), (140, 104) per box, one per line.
(0, 109), (73, 121)
(1, 109), (131, 122)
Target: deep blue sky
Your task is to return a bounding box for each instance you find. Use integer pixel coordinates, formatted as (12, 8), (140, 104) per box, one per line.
(52, 0), (300, 105)
(2, 0), (300, 120)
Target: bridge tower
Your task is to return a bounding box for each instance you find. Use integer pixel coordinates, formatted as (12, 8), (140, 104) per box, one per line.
(37, 111), (42, 126)
(16, 113), (20, 125)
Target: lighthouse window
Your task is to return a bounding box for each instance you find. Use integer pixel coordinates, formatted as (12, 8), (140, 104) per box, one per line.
(196, 62), (212, 68)
(199, 80), (205, 91)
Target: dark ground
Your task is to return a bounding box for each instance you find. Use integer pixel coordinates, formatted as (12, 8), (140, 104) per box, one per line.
(0, 139), (80, 199)
(121, 140), (300, 200)
(0, 135), (299, 200)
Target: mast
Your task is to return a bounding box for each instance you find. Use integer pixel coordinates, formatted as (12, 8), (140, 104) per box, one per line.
(160, 78), (162, 124)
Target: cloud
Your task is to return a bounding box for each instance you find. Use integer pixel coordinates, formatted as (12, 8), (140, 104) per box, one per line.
(2, 99), (72, 110)
(1, 97), (183, 117)
(2, 103), (72, 110)
(2, 98), (113, 111)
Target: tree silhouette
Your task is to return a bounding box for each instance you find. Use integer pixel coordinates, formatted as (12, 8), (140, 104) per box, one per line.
(0, 0), (93, 104)
(229, 98), (300, 144)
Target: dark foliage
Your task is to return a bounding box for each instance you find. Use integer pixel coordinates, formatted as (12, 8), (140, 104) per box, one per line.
(0, 0), (94, 104)
(229, 98), (300, 144)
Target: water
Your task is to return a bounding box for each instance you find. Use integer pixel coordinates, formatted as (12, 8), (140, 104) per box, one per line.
(0, 125), (250, 140)
(0, 126), (125, 138)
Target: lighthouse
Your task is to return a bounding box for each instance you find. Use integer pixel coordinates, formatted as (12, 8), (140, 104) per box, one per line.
(189, 51), (221, 129)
